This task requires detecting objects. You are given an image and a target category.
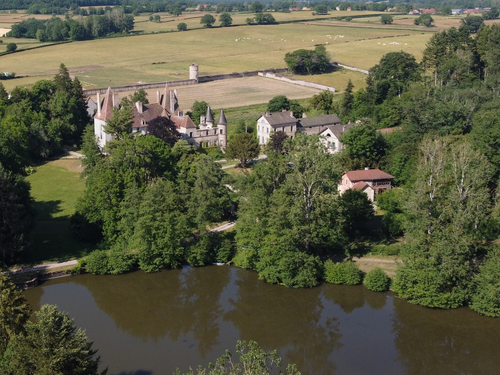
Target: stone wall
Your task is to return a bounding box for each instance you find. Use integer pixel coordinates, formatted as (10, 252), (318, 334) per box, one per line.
(258, 72), (336, 92)
(83, 68), (289, 95)
(336, 62), (369, 75)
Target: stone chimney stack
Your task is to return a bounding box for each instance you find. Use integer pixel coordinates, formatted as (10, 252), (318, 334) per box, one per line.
(290, 111), (294, 118)
(97, 93), (101, 115)
(112, 92), (119, 107)
(135, 101), (142, 113)
(365, 167), (369, 170)
(302, 112), (307, 118)
(156, 91), (160, 103)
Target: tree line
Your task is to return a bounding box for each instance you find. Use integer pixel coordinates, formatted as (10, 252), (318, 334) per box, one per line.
(0, 64), (89, 266)
(8, 8), (134, 41)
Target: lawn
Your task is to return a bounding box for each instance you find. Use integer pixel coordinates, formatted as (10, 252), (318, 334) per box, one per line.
(0, 20), (430, 90)
(23, 158), (93, 265)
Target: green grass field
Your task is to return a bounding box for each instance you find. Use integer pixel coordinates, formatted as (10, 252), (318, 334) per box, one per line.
(23, 159), (92, 264)
(0, 15), (432, 90)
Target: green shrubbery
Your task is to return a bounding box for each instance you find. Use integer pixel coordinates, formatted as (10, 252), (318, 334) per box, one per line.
(469, 250), (500, 317)
(363, 268), (391, 292)
(324, 260), (362, 285)
(83, 249), (137, 275)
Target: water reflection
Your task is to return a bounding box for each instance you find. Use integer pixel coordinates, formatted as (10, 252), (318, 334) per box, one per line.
(392, 297), (500, 374)
(322, 284), (388, 313)
(22, 267), (500, 375)
(72, 267), (229, 356)
(225, 269), (341, 374)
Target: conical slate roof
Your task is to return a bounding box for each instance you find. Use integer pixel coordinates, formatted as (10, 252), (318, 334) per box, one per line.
(206, 106), (214, 123)
(217, 109), (227, 125)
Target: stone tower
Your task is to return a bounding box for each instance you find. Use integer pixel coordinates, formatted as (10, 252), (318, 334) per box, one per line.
(205, 106), (214, 128)
(217, 109), (228, 148)
(189, 63), (199, 82)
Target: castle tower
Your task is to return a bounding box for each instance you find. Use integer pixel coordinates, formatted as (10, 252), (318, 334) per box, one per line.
(205, 106), (214, 128)
(189, 63), (199, 83)
(217, 109), (228, 148)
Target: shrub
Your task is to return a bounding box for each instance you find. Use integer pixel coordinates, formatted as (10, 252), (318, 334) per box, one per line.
(233, 246), (259, 269)
(84, 249), (135, 275)
(6, 42), (17, 52)
(324, 260), (362, 285)
(364, 268), (391, 291)
(177, 22), (187, 31)
(84, 250), (112, 275)
(470, 250), (500, 317)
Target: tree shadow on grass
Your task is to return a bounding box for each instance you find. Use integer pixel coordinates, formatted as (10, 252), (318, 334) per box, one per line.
(33, 200), (65, 221)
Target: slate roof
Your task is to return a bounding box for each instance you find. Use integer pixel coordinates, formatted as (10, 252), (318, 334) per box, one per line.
(206, 107), (214, 123)
(171, 114), (196, 129)
(132, 103), (168, 129)
(218, 109), (227, 125)
(320, 123), (356, 138)
(345, 169), (394, 182)
(299, 114), (341, 128)
(261, 111), (298, 126)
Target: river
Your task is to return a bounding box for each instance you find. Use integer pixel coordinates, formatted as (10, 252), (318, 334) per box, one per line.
(23, 266), (500, 375)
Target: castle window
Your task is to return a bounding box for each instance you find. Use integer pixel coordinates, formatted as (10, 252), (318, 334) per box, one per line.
(214, 129), (217, 135)
(220, 129), (223, 134)
(258, 125), (260, 131)
(189, 132), (193, 138)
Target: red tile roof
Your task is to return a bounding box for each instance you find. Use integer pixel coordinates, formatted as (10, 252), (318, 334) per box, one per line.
(345, 169), (394, 182)
(352, 181), (370, 191)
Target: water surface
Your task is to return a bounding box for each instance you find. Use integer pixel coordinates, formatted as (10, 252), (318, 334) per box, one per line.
(24, 266), (500, 375)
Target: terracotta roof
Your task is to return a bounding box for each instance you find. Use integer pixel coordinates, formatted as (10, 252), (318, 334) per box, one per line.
(345, 169), (394, 182)
(261, 111), (298, 126)
(218, 109), (227, 125)
(299, 114), (341, 128)
(352, 181), (370, 191)
(94, 87), (114, 121)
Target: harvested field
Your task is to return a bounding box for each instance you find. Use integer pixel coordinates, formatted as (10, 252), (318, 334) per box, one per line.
(90, 76), (324, 111)
(0, 21), (428, 90)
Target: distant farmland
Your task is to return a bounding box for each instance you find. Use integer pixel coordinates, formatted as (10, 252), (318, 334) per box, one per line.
(0, 14), (433, 91)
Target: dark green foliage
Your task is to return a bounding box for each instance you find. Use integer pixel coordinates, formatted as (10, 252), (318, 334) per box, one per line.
(187, 101), (212, 126)
(315, 5), (328, 14)
(267, 95), (304, 114)
(2, 304), (106, 375)
(381, 14), (393, 24)
(200, 14), (216, 27)
(284, 45), (331, 75)
(83, 249), (136, 275)
(461, 15), (484, 33)
(0, 165), (35, 265)
(5, 43), (16, 52)
(219, 12), (232, 27)
(268, 131), (288, 153)
(8, 9), (134, 41)
(367, 51), (421, 104)
(363, 268), (390, 292)
(393, 139), (492, 309)
(483, 7), (499, 20)
(340, 79), (354, 119)
(254, 13), (276, 24)
(470, 249), (500, 317)
(0, 275), (31, 355)
(309, 90), (336, 114)
(340, 123), (386, 168)
(177, 22), (187, 31)
(225, 133), (260, 168)
(377, 189), (406, 237)
(338, 189), (374, 240)
(324, 260), (362, 285)
(414, 14), (434, 27)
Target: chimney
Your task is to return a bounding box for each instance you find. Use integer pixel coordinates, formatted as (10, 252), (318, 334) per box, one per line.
(112, 93), (119, 107)
(135, 101), (142, 113)
(97, 92), (101, 115)
(365, 167), (369, 170)
(156, 91), (160, 103)
(290, 111), (293, 118)
(302, 112), (307, 118)
(343, 125), (346, 132)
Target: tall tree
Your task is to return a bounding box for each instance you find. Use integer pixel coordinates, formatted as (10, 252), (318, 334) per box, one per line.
(0, 275), (31, 355)
(340, 79), (354, 118)
(3, 304), (106, 375)
(393, 138), (493, 309)
(147, 116), (181, 147)
(225, 133), (259, 168)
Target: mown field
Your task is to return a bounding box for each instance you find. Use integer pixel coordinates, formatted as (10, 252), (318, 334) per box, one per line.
(24, 158), (91, 264)
(0, 18), (432, 91)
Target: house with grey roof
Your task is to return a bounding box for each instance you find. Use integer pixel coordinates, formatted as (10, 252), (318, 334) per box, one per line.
(256, 110), (349, 153)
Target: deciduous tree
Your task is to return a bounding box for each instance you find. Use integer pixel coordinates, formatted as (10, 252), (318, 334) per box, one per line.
(225, 133), (259, 168)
